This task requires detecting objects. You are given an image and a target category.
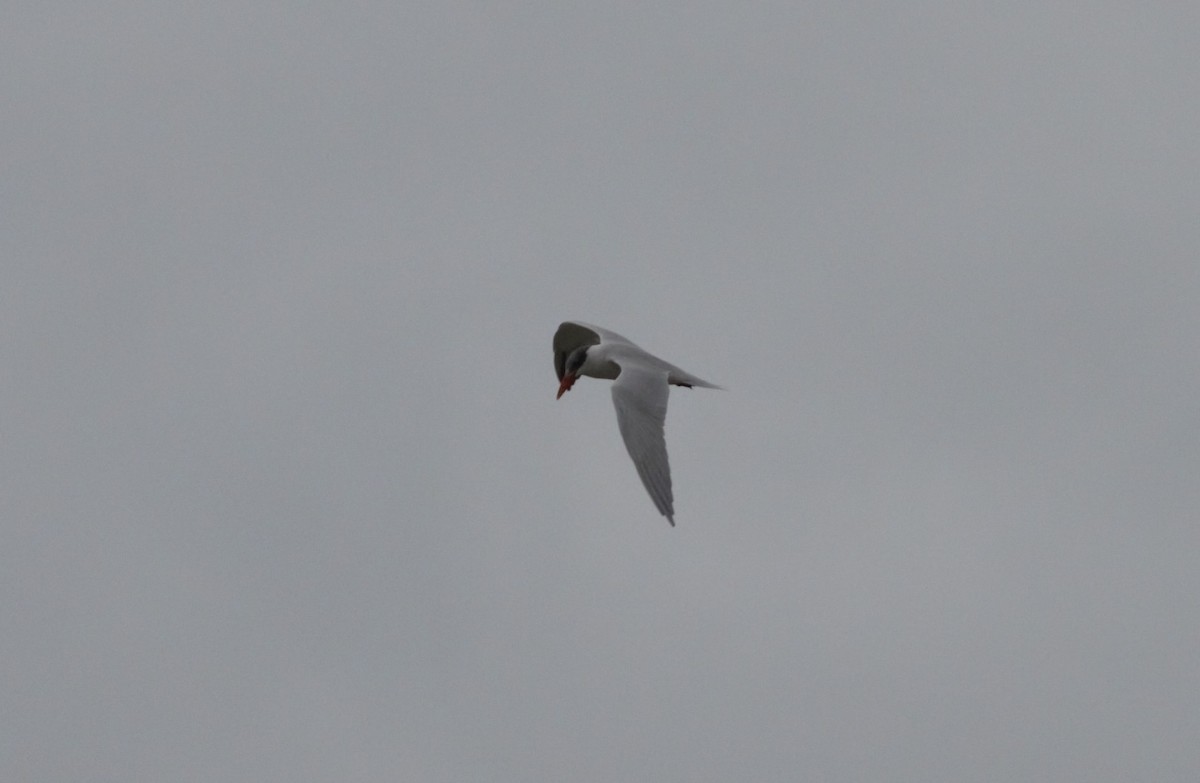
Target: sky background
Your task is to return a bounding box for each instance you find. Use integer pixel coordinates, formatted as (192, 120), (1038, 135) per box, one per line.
(4, 3), (1198, 781)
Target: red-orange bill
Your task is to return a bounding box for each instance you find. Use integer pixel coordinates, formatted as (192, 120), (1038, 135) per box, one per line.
(556, 374), (577, 399)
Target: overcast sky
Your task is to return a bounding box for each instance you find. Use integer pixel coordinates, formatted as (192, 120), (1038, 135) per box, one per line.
(4, 3), (1198, 781)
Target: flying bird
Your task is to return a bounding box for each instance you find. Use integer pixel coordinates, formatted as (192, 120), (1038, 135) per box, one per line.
(553, 321), (720, 526)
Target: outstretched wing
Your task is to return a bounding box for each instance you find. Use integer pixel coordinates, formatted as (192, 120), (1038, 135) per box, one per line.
(610, 363), (675, 525)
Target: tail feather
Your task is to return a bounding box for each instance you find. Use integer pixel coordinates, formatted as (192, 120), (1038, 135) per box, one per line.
(667, 367), (722, 390)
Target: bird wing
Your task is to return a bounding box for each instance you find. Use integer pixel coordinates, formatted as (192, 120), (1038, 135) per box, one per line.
(610, 362), (675, 525)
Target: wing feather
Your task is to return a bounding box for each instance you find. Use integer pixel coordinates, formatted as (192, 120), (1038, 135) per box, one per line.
(610, 365), (675, 525)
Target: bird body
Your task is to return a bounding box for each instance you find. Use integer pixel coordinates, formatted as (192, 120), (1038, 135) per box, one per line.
(552, 321), (720, 526)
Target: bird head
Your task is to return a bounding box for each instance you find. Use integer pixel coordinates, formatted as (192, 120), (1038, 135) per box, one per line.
(556, 346), (589, 399)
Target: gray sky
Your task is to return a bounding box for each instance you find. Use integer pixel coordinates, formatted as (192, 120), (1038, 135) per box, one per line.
(4, 3), (1198, 781)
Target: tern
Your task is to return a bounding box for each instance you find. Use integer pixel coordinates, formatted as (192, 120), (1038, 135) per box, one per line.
(553, 321), (720, 526)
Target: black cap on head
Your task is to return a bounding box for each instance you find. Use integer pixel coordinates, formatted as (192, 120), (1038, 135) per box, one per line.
(565, 346), (589, 376)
